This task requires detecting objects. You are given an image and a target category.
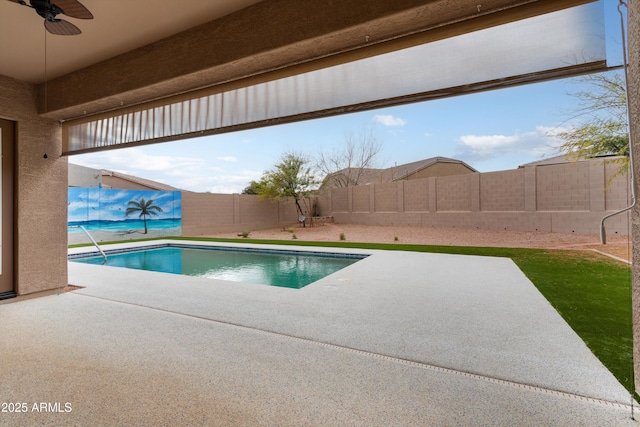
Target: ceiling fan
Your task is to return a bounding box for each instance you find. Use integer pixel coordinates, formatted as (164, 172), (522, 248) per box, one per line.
(8, 0), (93, 35)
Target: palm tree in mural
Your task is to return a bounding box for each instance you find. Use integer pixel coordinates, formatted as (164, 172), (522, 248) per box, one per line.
(125, 198), (163, 234)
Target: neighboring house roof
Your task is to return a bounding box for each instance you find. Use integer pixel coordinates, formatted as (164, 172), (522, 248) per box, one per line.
(518, 154), (625, 168)
(390, 156), (478, 181)
(327, 167), (387, 186)
(68, 163), (180, 191)
(326, 156), (477, 186)
(68, 163), (102, 187)
(101, 170), (180, 191)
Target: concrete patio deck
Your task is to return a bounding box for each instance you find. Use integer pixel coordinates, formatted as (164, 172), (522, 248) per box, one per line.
(0, 241), (636, 426)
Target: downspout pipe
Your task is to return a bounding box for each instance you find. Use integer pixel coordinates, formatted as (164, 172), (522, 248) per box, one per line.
(600, 1), (636, 244)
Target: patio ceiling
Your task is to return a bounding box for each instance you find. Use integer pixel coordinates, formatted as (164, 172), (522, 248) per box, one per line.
(0, 0), (598, 123)
(0, 0), (265, 83)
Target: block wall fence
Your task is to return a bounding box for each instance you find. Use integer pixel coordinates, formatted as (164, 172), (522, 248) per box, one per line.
(314, 158), (632, 235)
(181, 192), (300, 235)
(180, 158), (631, 236)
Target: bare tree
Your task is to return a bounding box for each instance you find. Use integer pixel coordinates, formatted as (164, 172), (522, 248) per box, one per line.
(316, 125), (383, 187)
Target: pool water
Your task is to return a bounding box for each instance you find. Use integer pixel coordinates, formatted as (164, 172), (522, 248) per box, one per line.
(70, 245), (365, 289)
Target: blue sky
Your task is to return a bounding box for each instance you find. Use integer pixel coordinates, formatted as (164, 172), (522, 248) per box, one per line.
(69, 0), (626, 194)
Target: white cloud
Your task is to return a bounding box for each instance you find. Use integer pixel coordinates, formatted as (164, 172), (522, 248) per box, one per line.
(72, 146), (264, 193)
(163, 169), (199, 178)
(217, 156), (238, 162)
(454, 126), (566, 164)
(72, 148), (204, 173)
(71, 147), (210, 190)
(177, 170), (263, 194)
(373, 115), (407, 127)
(536, 125), (567, 139)
(458, 134), (519, 155)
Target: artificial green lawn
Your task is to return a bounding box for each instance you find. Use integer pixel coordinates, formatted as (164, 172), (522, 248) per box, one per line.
(71, 236), (635, 393)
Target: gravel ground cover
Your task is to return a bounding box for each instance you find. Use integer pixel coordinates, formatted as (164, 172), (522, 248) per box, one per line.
(209, 223), (632, 263)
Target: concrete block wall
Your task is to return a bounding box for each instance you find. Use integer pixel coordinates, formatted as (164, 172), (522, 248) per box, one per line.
(182, 192), (298, 235)
(436, 174), (471, 212)
(178, 158), (631, 237)
(182, 193), (233, 230)
(331, 187), (349, 212)
(374, 182), (398, 212)
(604, 160), (631, 211)
(352, 186), (370, 212)
(315, 158), (631, 235)
(536, 162), (590, 211)
(239, 195), (278, 224)
(403, 179), (429, 212)
(480, 169), (525, 211)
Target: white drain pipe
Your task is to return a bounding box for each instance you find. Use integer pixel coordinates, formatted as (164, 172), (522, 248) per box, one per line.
(600, 1), (636, 244)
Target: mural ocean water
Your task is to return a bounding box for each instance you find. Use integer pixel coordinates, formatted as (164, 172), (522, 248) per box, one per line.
(68, 188), (182, 244)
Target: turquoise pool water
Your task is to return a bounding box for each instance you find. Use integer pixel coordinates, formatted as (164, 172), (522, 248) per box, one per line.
(70, 245), (365, 289)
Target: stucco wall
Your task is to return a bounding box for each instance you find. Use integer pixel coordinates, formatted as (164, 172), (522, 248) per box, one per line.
(317, 158), (631, 235)
(69, 163), (101, 187)
(627, 0), (640, 395)
(0, 74), (68, 296)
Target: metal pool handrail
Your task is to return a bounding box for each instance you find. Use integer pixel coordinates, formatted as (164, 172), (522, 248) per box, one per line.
(69, 225), (107, 263)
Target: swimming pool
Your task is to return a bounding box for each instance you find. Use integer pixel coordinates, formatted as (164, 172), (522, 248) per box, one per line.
(69, 244), (367, 289)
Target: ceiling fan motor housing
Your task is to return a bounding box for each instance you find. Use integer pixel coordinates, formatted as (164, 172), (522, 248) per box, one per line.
(31, 0), (64, 21)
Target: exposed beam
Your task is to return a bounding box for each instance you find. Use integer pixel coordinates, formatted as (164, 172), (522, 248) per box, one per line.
(42, 0), (594, 120)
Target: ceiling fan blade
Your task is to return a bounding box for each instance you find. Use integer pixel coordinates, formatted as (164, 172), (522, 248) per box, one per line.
(51, 0), (93, 19)
(44, 18), (81, 35)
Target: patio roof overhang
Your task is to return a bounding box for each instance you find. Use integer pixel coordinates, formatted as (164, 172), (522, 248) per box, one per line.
(2, 0), (607, 153)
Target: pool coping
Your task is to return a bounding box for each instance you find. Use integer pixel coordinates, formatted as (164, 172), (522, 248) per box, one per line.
(68, 240), (371, 260)
(68, 239), (370, 289)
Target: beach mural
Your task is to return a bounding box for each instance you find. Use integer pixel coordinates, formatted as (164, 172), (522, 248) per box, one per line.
(68, 188), (182, 244)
